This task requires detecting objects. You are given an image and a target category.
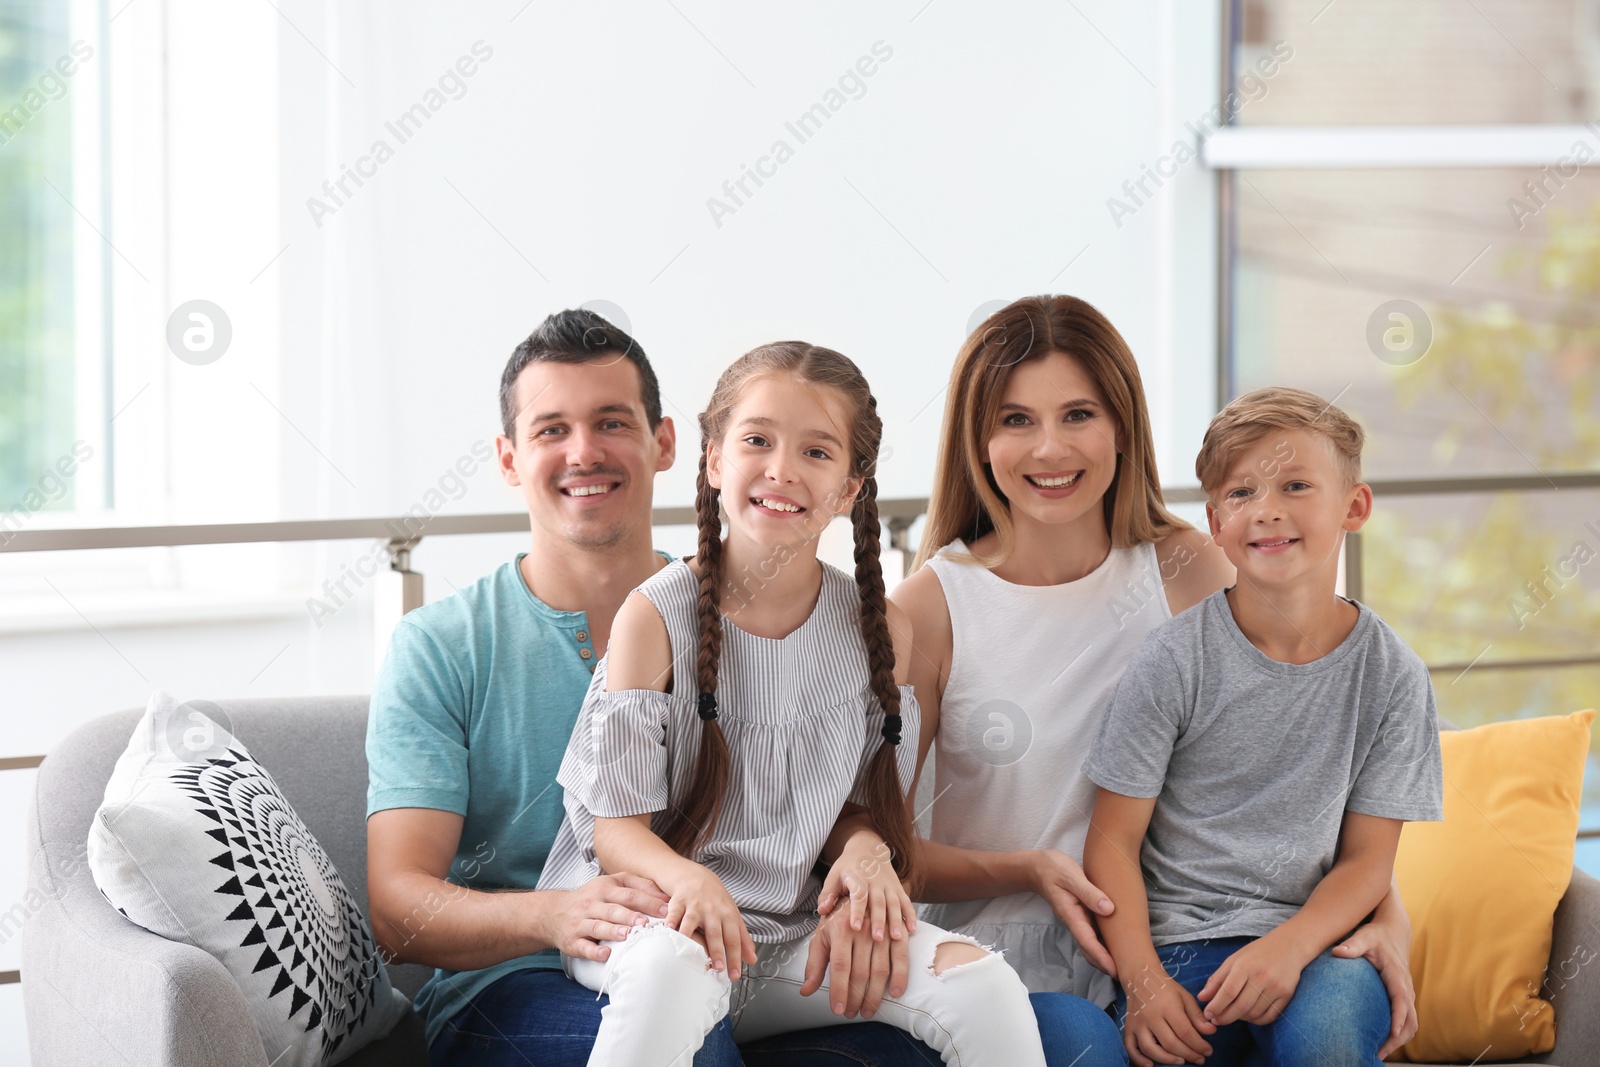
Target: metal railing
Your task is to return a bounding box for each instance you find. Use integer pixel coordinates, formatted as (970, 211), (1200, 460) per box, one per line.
(5, 471), (1598, 838)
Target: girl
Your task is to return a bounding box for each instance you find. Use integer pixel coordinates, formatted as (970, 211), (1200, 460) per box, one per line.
(539, 342), (1046, 1067)
(888, 294), (1421, 1060)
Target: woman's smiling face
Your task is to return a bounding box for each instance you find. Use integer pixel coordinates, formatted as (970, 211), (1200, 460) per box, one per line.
(982, 350), (1122, 531)
(708, 375), (862, 552)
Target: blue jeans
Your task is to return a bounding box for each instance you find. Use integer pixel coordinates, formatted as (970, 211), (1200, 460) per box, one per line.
(432, 968), (1126, 1066)
(1112, 938), (1389, 1067)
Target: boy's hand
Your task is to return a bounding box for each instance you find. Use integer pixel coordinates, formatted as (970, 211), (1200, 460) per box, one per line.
(663, 863), (758, 981)
(1334, 920), (1416, 1057)
(1123, 966), (1216, 1067)
(1198, 933), (1306, 1025)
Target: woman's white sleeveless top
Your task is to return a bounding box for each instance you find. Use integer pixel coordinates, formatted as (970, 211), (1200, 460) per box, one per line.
(920, 538), (1171, 1006)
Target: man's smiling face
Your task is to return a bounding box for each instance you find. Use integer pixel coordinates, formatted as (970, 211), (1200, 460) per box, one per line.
(498, 355), (675, 550)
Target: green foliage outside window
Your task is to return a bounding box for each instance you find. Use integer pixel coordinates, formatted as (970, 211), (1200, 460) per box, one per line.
(0, 7), (79, 512)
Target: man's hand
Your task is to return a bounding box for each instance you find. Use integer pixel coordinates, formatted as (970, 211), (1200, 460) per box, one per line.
(1197, 932), (1307, 1026)
(1123, 964), (1216, 1067)
(1334, 915), (1416, 1057)
(1030, 848), (1118, 976)
(537, 873), (672, 962)
(802, 897), (909, 1019)
(807, 838), (916, 1018)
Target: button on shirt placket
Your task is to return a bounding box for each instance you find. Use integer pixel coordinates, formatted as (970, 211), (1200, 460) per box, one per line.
(575, 628), (594, 670)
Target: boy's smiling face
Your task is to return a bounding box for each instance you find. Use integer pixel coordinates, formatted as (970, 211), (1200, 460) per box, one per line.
(1206, 427), (1372, 591)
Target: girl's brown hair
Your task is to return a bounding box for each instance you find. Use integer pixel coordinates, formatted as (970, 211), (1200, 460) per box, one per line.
(912, 294), (1191, 571)
(655, 342), (918, 887)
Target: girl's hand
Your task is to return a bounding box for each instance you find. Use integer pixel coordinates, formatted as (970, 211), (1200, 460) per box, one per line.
(808, 835), (917, 1017)
(663, 863), (757, 980)
(816, 836), (917, 946)
(1030, 849), (1118, 976)
(1334, 917), (1416, 1057)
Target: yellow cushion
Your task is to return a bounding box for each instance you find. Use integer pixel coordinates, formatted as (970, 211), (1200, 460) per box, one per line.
(1391, 709), (1594, 1062)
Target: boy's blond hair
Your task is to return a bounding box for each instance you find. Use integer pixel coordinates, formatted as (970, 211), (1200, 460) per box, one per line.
(1195, 386), (1365, 498)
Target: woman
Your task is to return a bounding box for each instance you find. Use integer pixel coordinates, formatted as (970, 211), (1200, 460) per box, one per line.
(888, 295), (1419, 1058)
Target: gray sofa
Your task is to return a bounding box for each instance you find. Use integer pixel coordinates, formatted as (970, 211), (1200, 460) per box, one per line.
(22, 698), (1600, 1066)
(23, 697), (430, 1066)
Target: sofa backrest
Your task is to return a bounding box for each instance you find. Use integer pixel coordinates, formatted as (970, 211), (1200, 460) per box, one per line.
(30, 697), (435, 1000)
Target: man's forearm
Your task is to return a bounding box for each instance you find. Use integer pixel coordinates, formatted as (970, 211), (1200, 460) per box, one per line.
(374, 867), (558, 971)
(912, 837), (1038, 902)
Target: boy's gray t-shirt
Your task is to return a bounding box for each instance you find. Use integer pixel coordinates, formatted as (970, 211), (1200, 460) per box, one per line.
(1083, 589), (1443, 946)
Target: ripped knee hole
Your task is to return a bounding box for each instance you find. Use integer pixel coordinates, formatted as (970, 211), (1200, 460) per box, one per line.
(931, 938), (993, 978)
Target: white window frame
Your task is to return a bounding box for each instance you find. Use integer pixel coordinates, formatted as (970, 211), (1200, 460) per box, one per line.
(0, 0), (295, 629)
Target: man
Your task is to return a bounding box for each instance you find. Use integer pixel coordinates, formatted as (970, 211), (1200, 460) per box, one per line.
(366, 310), (938, 1066)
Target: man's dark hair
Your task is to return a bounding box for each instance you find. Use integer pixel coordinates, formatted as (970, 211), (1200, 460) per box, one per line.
(499, 308), (663, 438)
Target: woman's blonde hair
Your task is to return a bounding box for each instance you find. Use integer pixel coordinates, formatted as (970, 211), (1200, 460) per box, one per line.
(913, 294), (1190, 571)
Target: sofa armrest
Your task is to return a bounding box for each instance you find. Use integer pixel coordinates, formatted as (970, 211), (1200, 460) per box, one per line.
(23, 877), (270, 1067)
(1542, 868), (1600, 1067)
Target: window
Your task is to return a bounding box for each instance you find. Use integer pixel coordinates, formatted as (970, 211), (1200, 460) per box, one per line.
(1218, 0), (1600, 861)
(0, 1), (103, 524)
(0, 1), (294, 617)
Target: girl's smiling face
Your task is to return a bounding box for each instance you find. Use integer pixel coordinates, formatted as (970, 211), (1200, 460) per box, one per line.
(982, 350), (1123, 532)
(708, 375), (862, 551)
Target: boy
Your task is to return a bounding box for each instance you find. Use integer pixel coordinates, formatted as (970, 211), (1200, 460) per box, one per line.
(1082, 387), (1443, 1067)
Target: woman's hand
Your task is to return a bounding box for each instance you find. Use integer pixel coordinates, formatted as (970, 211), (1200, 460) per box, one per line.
(1030, 848), (1118, 976)
(1333, 911), (1417, 1057)
(661, 862), (757, 980)
(808, 834), (918, 1017)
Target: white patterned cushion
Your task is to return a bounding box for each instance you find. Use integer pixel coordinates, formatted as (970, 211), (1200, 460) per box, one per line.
(87, 691), (407, 1066)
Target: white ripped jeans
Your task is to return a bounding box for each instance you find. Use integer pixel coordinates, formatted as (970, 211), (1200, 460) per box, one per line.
(564, 918), (1047, 1067)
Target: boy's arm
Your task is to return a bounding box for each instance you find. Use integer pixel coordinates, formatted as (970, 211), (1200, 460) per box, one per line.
(1083, 790), (1162, 980)
(1085, 789), (1215, 1067)
(1333, 874), (1418, 1058)
(1198, 811), (1402, 1026)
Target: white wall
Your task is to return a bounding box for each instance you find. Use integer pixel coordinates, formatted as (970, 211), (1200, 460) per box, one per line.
(271, 0), (1221, 519)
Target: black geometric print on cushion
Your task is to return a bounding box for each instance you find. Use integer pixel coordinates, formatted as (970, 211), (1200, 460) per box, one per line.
(172, 748), (388, 1060)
